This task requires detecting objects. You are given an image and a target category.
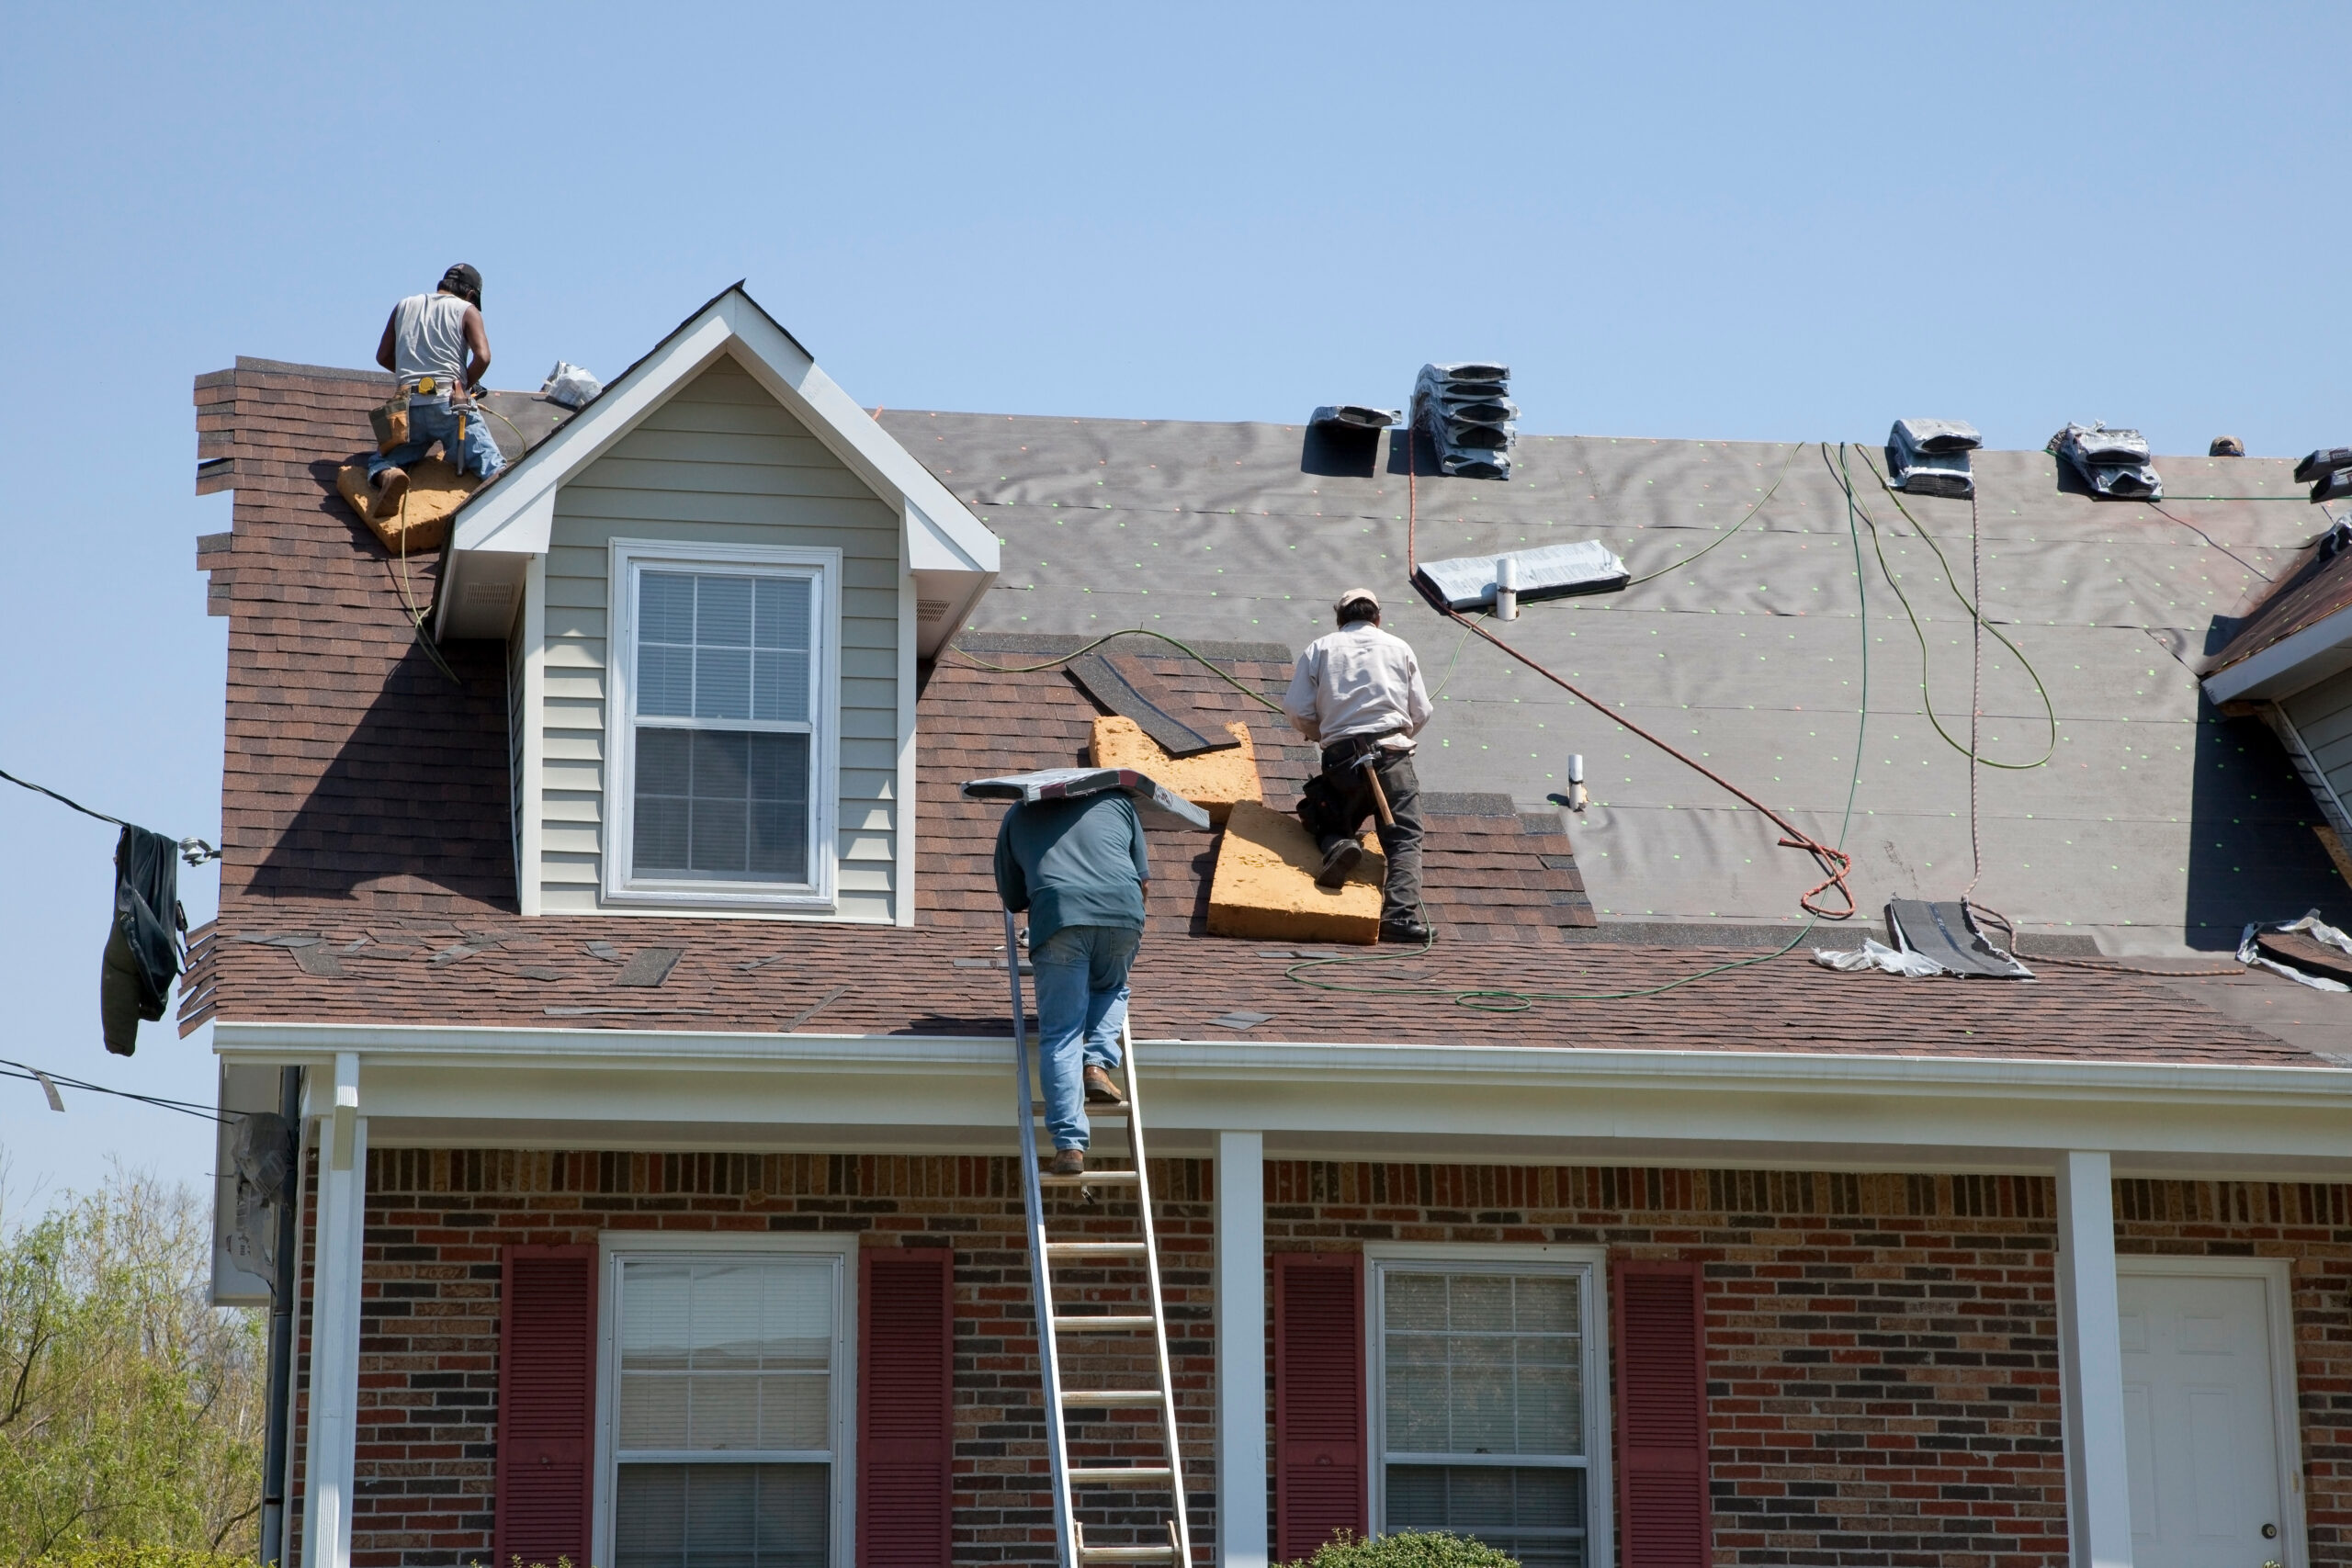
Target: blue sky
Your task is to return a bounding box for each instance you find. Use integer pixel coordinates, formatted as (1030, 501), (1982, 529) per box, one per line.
(0, 3), (2342, 1210)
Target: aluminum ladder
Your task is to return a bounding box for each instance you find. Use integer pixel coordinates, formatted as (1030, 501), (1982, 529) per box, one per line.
(1004, 907), (1194, 1568)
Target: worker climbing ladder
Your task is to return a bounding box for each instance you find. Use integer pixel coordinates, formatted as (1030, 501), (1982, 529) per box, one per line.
(1003, 902), (1194, 1568)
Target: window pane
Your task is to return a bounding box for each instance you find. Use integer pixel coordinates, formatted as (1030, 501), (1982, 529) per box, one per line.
(690, 1373), (760, 1450)
(690, 732), (751, 873)
(1448, 1335), (1514, 1451)
(697, 575), (754, 648)
(1387, 1273), (1447, 1332)
(641, 572), (695, 645)
(1385, 1465), (1584, 1568)
(748, 735), (811, 881)
(758, 1372), (830, 1450)
(692, 1263), (767, 1369)
(1383, 1270), (1583, 1460)
(617, 1462), (829, 1568)
(624, 1262), (694, 1370)
(756, 578), (810, 650)
(619, 1258), (837, 1456)
(640, 646), (695, 717)
(619, 1372), (689, 1449)
(696, 647), (753, 721)
(752, 650), (810, 724)
(1450, 1276), (1512, 1332)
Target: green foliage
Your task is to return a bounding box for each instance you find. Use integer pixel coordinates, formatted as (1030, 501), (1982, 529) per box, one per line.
(0, 1171), (265, 1564)
(1285, 1530), (1521, 1568)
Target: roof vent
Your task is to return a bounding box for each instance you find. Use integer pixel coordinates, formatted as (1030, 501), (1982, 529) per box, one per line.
(1887, 418), (1981, 498)
(1413, 362), (1516, 479)
(2294, 447), (2352, 503)
(1310, 404), (1400, 433)
(2049, 422), (2162, 500)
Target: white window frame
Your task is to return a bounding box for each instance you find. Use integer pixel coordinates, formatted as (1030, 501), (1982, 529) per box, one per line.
(603, 537), (842, 908)
(1366, 1244), (1613, 1568)
(593, 1231), (860, 1568)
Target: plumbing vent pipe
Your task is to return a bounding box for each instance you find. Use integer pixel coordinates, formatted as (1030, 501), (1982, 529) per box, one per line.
(1494, 554), (1521, 621)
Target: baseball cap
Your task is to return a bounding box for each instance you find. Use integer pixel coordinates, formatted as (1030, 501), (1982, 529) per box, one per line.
(1334, 587), (1381, 615)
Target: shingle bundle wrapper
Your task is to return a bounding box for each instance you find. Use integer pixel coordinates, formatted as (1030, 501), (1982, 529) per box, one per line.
(1310, 404), (1401, 433)
(1415, 540), (1630, 611)
(1413, 362), (1517, 479)
(2049, 422), (2162, 500)
(1887, 418), (1981, 499)
(2295, 447), (2352, 504)
(961, 766), (1213, 830)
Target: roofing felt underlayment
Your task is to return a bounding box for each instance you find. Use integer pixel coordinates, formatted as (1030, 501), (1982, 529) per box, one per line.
(882, 412), (2343, 952)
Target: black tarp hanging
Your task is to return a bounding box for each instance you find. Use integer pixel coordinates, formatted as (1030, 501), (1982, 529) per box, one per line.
(100, 824), (186, 1056)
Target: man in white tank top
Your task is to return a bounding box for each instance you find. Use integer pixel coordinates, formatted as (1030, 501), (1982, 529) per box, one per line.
(365, 264), (504, 519)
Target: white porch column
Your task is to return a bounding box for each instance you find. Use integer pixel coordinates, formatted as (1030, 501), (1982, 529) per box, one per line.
(300, 1053), (367, 1568)
(2055, 1150), (2133, 1568)
(1215, 1131), (1268, 1568)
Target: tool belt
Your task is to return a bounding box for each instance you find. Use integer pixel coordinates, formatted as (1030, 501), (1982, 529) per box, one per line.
(369, 376), (472, 456)
(1318, 729), (1405, 775)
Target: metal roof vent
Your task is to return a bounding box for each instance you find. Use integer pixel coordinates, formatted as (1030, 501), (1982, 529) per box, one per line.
(2049, 422), (2162, 500)
(1413, 362), (1516, 479)
(1887, 418), (1981, 499)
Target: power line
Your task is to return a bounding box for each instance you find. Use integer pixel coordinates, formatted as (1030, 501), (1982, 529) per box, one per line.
(0, 1057), (236, 1123)
(0, 766), (220, 865)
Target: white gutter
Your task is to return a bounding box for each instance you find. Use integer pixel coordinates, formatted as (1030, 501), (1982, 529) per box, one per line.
(2201, 598), (2352, 704)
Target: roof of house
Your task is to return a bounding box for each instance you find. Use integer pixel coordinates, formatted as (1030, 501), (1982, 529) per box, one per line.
(183, 352), (2352, 1065)
(2199, 529), (2352, 680)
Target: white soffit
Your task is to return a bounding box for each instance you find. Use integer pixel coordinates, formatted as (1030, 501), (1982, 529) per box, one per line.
(436, 287), (999, 644)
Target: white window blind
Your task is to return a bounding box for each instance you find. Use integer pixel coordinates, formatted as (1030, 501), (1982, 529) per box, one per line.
(612, 1255), (840, 1568)
(1376, 1264), (1593, 1568)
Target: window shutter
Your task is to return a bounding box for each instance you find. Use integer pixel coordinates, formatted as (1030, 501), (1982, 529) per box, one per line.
(1274, 1251), (1365, 1562)
(858, 1247), (954, 1568)
(495, 1245), (597, 1568)
(1612, 1259), (1712, 1568)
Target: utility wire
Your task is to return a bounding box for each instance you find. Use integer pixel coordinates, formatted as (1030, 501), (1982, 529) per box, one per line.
(0, 767), (220, 865)
(0, 1058), (237, 1123)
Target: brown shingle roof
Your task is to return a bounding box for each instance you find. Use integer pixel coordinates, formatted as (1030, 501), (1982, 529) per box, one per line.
(184, 359), (2341, 1066)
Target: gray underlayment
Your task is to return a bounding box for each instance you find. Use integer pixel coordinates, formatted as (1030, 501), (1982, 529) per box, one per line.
(886, 411), (2341, 953)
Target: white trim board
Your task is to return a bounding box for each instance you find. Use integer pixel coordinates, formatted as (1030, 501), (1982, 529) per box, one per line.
(437, 288), (998, 653)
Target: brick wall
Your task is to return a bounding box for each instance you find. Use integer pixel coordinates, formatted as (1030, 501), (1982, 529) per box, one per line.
(303, 1149), (1215, 1568)
(1266, 1163), (2352, 1568)
(288, 1154), (2352, 1568)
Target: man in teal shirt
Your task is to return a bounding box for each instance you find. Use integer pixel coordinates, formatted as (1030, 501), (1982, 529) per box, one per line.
(995, 791), (1151, 1176)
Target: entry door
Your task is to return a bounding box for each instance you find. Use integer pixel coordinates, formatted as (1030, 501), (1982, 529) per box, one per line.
(2119, 1269), (2292, 1568)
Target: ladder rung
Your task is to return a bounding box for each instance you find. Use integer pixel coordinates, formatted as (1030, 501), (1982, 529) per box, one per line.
(1080, 1548), (1176, 1563)
(1069, 1465), (1173, 1486)
(1061, 1387), (1167, 1407)
(1034, 1101), (1129, 1121)
(1041, 1170), (1140, 1187)
(1054, 1314), (1156, 1333)
(1047, 1241), (1148, 1259)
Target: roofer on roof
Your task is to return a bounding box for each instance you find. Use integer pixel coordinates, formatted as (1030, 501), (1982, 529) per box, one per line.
(1283, 588), (1435, 944)
(367, 264), (503, 521)
(994, 789), (1150, 1178)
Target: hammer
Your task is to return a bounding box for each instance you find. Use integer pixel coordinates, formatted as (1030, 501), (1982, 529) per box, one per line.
(1355, 751), (1396, 829)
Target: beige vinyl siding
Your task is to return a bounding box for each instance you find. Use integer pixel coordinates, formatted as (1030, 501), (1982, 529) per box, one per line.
(537, 355), (901, 920)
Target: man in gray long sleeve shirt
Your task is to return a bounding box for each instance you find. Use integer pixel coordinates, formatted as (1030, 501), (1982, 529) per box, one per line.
(1283, 588), (1434, 942)
(995, 791), (1150, 1175)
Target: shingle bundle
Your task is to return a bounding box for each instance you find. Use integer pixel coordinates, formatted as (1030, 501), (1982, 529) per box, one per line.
(1887, 418), (1981, 499)
(2295, 446), (2352, 504)
(2049, 422), (2162, 500)
(1413, 362), (1517, 479)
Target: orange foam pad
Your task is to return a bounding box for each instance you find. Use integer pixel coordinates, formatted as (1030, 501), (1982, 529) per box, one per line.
(1090, 716), (1261, 826)
(1204, 799), (1385, 945)
(334, 457), (476, 556)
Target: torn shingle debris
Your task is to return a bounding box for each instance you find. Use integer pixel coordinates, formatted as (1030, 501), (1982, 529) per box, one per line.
(613, 948), (684, 987)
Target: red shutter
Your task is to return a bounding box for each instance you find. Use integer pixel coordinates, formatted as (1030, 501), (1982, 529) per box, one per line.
(1274, 1251), (1365, 1562)
(495, 1245), (597, 1567)
(1612, 1259), (1712, 1568)
(858, 1247), (954, 1568)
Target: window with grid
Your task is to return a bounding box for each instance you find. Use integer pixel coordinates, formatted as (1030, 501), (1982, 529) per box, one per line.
(1374, 1263), (1594, 1568)
(627, 564), (817, 886)
(612, 1255), (841, 1568)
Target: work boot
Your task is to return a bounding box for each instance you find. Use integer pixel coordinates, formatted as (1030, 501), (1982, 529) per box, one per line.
(371, 467), (411, 522)
(1316, 840), (1364, 889)
(1379, 917), (1434, 944)
(1050, 1146), (1086, 1177)
(1084, 1065), (1126, 1105)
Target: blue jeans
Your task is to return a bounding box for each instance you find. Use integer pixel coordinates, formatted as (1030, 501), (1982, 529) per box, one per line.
(1032, 925), (1139, 1151)
(368, 396), (506, 480)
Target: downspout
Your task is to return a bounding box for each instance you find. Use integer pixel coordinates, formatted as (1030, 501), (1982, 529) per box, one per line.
(258, 1066), (303, 1567)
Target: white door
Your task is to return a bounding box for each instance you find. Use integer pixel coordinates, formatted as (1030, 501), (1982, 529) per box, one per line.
(2119, 1269), (2293, 1568)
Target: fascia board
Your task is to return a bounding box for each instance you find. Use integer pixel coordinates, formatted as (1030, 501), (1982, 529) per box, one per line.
(448, 312), (737, 555)
(213, 1021), (2352, 1104)
(717, 297), (999, 574)
(2202, 600), (2352, 703)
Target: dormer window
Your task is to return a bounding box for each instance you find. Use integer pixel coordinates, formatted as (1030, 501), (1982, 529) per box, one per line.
(605, 539), (841, 908)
